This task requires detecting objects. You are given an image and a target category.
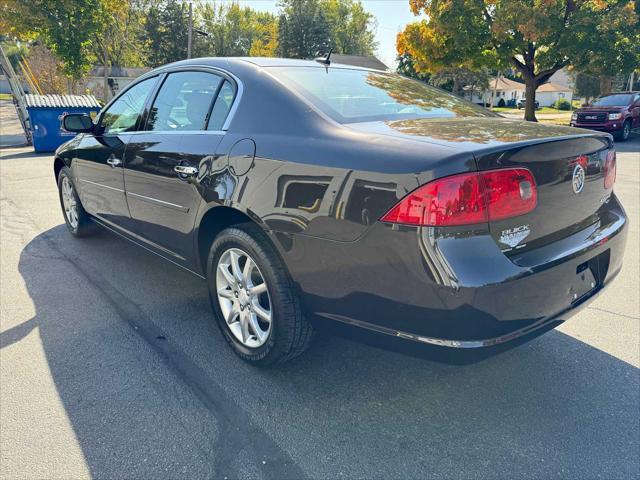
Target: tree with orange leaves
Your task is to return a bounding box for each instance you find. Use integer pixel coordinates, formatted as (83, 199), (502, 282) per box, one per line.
(397, 0), (639, 121)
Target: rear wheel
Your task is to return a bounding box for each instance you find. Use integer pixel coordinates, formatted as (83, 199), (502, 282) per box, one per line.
(207, 224), (313, 365)
(57, 167), (98, 237)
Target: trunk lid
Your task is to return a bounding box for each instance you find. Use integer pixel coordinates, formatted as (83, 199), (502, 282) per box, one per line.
(475, 136), (614, 253)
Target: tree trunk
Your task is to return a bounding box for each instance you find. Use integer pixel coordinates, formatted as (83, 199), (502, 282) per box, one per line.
(490, 73), (500, 107)
(600, 76), (613, 96)
(524, 77), (537, 122)
(452, 76), (460, 97)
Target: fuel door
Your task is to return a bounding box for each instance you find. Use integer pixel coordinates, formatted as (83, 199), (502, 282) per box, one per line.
(228, 138), (256, 176)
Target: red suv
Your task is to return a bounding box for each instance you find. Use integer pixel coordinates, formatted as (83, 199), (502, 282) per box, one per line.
(571, 91), (640, 141)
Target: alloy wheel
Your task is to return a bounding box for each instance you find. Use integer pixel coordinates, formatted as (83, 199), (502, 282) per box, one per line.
(216, 247), (272, 348)
(623, 122), (630, 141)
(61, 176), (79, 229)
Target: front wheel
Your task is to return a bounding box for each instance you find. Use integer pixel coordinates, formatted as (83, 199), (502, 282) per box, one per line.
(207, 224), (313, 365)
(57, 167), (98, 237)
(616, 120), (632, 142)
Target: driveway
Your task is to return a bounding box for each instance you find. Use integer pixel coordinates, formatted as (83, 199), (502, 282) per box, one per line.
(1, 111), (638, 478)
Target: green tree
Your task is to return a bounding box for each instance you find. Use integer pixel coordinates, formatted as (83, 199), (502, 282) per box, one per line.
(278, 0), (331, 59)
(195, 2), (279, 57)
(397, 0), (639, 122)
(396, 52), (429, 82)
(323, 0), (377, 55)
(429, 67), (489, 97)
(573, 72), (601, 104)
(142, 0), (189, 67)
(571, 2), (640, 95)
(93, 0), (146, 70)
(1, 0), (104, 83)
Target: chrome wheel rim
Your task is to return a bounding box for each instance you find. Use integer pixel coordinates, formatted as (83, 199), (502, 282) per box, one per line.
(216, 248), (272, 348)
(61, 176), (78, 229)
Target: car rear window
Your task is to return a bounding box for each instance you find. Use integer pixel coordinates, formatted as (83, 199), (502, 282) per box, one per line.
(270, 67), (494, 123)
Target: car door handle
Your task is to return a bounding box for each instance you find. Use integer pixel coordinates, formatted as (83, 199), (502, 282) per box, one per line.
(174, 165), (198, 176)
(107, 157), (122, 168)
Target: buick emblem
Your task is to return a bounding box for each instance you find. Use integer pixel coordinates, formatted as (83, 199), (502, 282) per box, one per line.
(572, 164), (585, 194)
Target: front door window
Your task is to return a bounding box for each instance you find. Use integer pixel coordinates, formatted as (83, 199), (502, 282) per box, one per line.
(100, 77), (157, 135)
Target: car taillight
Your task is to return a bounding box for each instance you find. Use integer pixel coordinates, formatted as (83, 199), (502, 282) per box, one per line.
(380, 168), (537, 227)
(482, 168), (538, 221)
(604, 150), (616, 190)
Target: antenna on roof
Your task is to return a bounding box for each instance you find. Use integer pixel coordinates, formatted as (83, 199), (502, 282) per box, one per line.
(314, 47), (334, 66)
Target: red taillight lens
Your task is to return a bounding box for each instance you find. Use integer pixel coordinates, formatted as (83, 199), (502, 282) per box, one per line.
(482, 168), (538, 221)
(380, 168), (537, 227)
(604, 150), (616, 190)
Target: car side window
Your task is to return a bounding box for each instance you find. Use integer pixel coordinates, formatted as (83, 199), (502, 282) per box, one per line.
(146, 71), (222, 132)
(100, 77), (157, 135)
(207, 80), (235, 131)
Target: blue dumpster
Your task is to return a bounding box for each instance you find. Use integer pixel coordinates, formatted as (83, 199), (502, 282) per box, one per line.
(24, 94), (101, 153)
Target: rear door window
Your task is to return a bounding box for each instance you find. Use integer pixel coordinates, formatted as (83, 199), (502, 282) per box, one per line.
(207, 80), (236, 131)
(146, 71), (222, 131)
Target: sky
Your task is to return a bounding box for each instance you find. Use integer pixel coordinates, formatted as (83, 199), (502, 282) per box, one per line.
(229, 0), (422, 68)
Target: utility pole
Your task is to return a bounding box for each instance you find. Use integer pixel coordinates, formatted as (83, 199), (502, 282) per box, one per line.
(103, 41), (110, 103)
(187, 1), (193, 59)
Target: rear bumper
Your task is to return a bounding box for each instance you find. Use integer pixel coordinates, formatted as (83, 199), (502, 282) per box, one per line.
(272, 196), (628, 349)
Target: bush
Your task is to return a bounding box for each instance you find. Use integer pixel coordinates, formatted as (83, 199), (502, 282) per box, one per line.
(497, 98), (506, 108)
(554, 98), (571, 110)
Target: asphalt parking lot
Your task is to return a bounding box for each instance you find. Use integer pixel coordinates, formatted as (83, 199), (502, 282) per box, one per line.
(1, 104), (638, 478)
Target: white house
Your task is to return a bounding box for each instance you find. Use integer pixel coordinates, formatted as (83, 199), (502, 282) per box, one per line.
(464, 77), (526, 107)
(464, 76), (573, 107)
(535, 82), (573, 107)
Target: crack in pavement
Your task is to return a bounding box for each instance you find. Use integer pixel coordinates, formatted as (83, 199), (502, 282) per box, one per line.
(586, 305), (639, 320)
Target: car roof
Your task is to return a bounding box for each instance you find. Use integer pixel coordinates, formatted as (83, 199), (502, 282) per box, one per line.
(156, 56), (387, 74)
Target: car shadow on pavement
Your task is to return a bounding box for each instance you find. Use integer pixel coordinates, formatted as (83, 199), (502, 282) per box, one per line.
(0, 150), (50, 161)
(6, 224), (639, 479)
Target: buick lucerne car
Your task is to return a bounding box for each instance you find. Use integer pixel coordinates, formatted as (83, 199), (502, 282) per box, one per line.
(570, 91), (640, 141)
(56, 57), (628, 365)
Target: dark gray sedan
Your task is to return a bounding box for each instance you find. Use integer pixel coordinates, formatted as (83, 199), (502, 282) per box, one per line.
(56, 57), (627, 365)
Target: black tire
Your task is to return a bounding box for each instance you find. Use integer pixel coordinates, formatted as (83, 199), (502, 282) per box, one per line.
(615, 120), (632, 142)
(206, 223), (313, 366)
(57, 166), (98, 237)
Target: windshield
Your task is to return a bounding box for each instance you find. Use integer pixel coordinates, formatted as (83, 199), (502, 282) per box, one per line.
(270, 67), (494, 123)
(592, 94), (634, 107)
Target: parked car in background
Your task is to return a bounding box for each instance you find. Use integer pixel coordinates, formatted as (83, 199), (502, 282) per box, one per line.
(571, 92), (640, 141)
(55, 57), (627, 365)
(517, 98), (539, 109)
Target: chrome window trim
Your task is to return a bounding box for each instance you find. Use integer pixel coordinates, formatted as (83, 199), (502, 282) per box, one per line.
(125, 130), (226, 137)
(143, 64), (243, 132)
(126, 191), (189, 212)
(96, 75), (161, 132)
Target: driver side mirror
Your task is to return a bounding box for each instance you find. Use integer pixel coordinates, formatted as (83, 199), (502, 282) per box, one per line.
(62, 113), (94, 133)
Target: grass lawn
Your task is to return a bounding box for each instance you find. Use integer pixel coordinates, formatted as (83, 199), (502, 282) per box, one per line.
(491, 106), (574, 115)
(0, 93), (13, 101)
(537, 106), (573, 114)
